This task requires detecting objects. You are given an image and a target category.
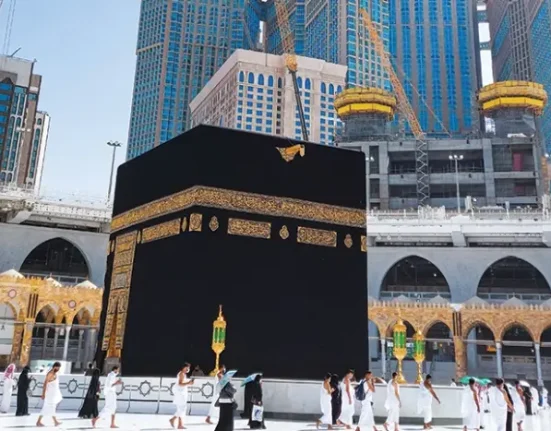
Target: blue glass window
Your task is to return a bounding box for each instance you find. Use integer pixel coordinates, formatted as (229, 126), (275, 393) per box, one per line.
(239, 71), (245, 82)
(305, 78), (311, 90)
(268, 76), (274, 87)
(248, 72), (254, 84)
(258, 74), (264, 85)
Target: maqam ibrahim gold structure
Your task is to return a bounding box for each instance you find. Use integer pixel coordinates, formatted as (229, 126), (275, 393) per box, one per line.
(0, 270), (103, 367)
(369, 297), (551, 380)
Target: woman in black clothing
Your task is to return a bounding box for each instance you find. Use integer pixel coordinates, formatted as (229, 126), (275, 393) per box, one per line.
(15, 366), (31, 416)
(241, 380), (254, 419)
(78, 368), (100, 418)
(215, 381), (237, 431)
(330, 374), (341, 426)
(249, 375), (266, 430)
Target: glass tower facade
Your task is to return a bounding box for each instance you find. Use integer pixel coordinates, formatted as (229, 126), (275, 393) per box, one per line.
(264, 0), (481, 136)
(487, 0), (551, 151)
(126, 0), (261, 160)
(388, 0), (481, 136)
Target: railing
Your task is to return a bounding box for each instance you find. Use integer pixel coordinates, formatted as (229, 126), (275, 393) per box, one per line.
(378, 291), (452, 300)
(20, 272), (88, 285)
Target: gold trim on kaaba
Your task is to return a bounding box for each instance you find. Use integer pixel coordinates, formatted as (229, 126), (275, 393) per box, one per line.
(102, 231), (138, 353)
(276, 144), (305, 162)
(279, 225), (289, 240)
(110, 186), (365, 233)
(181, 217), (188, 232)
(137, 231), (142, 244)
(361, 235), (367, 252)
(297, 226), (337, 247)
(209, 216), (219, 232)
(228, 218), (271, 239)
(190, 213), (203, 232)
(141, 219), (181, 243)
(344, 234), (353, 249)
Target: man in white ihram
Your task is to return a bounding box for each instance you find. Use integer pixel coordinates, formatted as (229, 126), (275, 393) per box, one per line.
(417, 374), (441, 430)
(92, 366), (122, 428)
(490, 379), (514, 431)
(383, 372), (401, 431)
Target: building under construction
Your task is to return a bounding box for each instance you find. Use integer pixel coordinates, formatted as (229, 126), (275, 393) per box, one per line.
(336, 80), (548, 210)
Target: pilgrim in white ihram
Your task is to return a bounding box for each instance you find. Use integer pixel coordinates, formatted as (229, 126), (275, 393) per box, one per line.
(383, 373), (401, 431)
(316, 373), (334, 429)
(0, 363), (15, 413)
(338, 370), (356, 429)
(92, 366), (122, 428)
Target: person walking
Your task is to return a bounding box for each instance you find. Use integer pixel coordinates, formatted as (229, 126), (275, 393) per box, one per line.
(79, 368), (100, 419)
(206, 365), (226, 424)
(316, 373), (334, 430)
(214, 376), (237, 431)
(169, 363), (194, 430)
(461, 378), (480, 431)
(36, 362), (63, 427)
(0, 363), (16, 413)
(92, 366), (122, 428)
(338, 370), (356, 429)
(417, 374), (440, 429)
(383, 372), (401, 431)
(490, 379), (514, 431)
(355, 371), (380, 431)
(15, 366), (31, 416)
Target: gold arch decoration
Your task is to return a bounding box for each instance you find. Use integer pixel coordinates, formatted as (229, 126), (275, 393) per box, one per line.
(368, 298), (551, 379)
(0, 271), (103, 367)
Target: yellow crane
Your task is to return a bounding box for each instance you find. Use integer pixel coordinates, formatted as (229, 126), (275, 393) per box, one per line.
(360, 8), (430, 206)
(273, 0), (309, 141)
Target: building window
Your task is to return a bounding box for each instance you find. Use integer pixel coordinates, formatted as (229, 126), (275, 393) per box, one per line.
(305, 78), (311, 90)
(258, 74), (264, 85)
(248, 72), (255, 84)
(268, 76), (274, 87)
(239, 71), (245, 82)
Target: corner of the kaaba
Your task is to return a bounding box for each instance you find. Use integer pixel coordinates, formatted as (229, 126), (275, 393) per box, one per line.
(97, 125), (368, 380)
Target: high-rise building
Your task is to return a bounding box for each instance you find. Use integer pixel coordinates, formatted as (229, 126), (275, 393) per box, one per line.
(126, 0), (262, 160)
(487, 0), (551, 151)
(263, 0), (481, 136)
(387, 0), (482, 136)
(0, 55), (49, 190)
(190, 49), (346, 145)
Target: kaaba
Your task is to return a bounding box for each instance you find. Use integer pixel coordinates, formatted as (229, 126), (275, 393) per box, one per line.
(98, 125), (367, 379)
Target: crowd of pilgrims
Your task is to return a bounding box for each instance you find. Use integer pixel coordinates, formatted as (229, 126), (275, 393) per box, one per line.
(313, 369), (550, 431)
(0, 362), (549, 430)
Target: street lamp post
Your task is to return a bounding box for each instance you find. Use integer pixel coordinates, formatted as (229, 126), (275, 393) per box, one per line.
(449, 154), (464, 211)
(107, 141), (122, 202)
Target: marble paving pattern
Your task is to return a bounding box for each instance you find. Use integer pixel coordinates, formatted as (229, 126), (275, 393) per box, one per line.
(0, 411), (549, 430)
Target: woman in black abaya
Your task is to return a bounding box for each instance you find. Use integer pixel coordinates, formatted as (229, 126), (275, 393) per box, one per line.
(249, 375), (266, 429)
(78, 368), (100, 418)
(15, 366), (30, 416)
(330, 374), (342, 425)
(215, 380), (237, 431)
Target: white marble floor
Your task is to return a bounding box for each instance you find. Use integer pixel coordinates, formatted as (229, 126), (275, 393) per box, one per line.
(0, 411), (549, 430)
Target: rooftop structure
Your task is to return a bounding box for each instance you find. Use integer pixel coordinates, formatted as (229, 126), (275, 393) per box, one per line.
(190, 49), (346, 144)
(478, 80), (548, 137)
(334, 87), (396, 141)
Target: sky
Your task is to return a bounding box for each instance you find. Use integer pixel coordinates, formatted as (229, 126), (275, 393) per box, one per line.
(0, 0), (493, 199)
(0, 0), (140, 199)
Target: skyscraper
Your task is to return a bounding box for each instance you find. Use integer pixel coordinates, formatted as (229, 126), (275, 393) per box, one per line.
(387, 0), (481, 136)
(0, 55), (50, 191)
(126, 0), (261, 160)
(487, 0), (551, 151)
(264, 0), (481, 136)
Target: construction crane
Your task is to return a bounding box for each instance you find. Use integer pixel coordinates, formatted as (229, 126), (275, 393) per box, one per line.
(360, 8), (430, 206)
(273, 0), (309, 142)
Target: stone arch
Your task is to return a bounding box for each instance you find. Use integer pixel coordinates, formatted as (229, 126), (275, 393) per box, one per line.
(499, 321), (535, 344)
(477, 256), (551, 298)
(35, 305), (57, 324)
(380, 255), (451, 299)
(71, 307), (93, 326)
(501, 323), (534, 358)
(0, 302), (16, 356)
(540, 325), (551, 359)
(422, 319), (453, 338)
(462, 320), (497, 340)
(20, 237), (91, 281)
(423, 320), (454, 362)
